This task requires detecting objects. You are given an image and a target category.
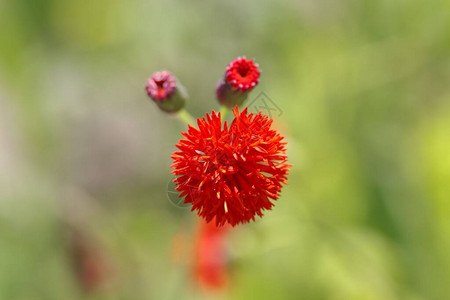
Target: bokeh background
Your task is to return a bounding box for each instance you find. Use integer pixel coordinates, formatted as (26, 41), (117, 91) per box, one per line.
(1, 0), (450, 299)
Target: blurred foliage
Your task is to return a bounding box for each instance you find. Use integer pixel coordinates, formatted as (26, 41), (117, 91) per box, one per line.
(1, 0), (450, 299)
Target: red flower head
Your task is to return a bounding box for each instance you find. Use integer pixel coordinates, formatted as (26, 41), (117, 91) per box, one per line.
(145, 70), (186, 112)
(216, 57), (261, 107)
(171, 107), (290, 226)
(194, 219), (230, 290)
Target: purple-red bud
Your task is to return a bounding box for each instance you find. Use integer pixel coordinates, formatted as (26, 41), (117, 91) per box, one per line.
(146, 71), (187, 113)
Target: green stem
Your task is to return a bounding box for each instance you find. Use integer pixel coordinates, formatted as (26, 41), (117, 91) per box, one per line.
(177, 109), (195, 125)
(220, 106), (229, 119)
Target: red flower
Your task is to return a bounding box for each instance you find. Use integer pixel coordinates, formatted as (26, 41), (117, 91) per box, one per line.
(171, 106), (290, 226)
(225, 57), (260, 92)
(194, 219), (230, 290)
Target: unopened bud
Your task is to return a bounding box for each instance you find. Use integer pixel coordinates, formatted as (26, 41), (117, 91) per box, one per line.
(215, 57), (260, 107)
(145, 71), (187, 113)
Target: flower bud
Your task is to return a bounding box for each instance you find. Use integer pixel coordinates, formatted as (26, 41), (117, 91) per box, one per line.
(215, 57), (260, 108)
(145, 70), (187, 113)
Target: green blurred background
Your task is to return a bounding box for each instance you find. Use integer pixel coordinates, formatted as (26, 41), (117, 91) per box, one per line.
(1, 0), (450, 299)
